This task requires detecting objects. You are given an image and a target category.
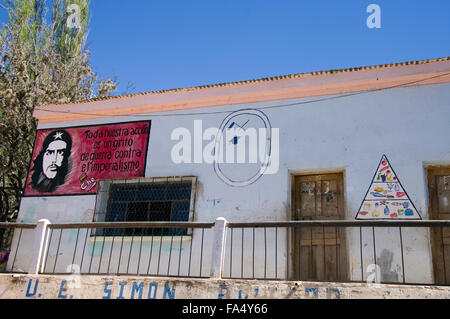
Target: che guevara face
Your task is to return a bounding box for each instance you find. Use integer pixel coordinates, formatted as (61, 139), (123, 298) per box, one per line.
(30, 129), (72, 193)
(42, 140), (68, 179)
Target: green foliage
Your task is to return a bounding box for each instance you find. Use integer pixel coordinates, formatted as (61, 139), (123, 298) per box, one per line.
(0, 0), (116, 223)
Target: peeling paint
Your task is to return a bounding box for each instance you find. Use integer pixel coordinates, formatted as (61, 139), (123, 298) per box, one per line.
(2, 275), (448, 299)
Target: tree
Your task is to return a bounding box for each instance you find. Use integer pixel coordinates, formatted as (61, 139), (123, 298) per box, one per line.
(0, 0), (116, 223)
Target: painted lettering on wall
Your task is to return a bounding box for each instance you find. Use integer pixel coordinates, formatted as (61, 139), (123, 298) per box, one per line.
(22, 278), (345, 299)
(216, 283), (341, 299)
(24, 278), (176, 299)
(24, 121), (151, 196)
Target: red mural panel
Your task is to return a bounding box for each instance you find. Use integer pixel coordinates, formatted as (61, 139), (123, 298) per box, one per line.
(24, 121), (151, 196)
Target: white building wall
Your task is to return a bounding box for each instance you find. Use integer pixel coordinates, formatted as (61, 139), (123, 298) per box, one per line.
(9, 82), (450, 283)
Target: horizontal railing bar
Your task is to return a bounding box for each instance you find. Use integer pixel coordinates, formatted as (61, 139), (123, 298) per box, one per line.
(0, 223), (37, 229)
(41, 272), (210, 279)
(9, 220), (448, 230)
(227, 220), (450, 228)
(108, 199), (191, 203)
(48, 221), (215, 229)
(2, 220), (450, 230)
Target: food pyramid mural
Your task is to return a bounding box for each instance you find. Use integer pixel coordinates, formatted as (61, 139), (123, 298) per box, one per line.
(355, 155), (422, 220)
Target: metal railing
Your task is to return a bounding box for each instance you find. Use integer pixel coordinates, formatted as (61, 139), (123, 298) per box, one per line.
(41, 222), (215, 278)
(0, 223), (37, 273)
(2, 219), (450, 286)
(223, 220), (450, 285)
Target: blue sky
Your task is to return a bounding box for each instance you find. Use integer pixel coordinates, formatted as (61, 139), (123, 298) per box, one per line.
(4, 1), (450, 95)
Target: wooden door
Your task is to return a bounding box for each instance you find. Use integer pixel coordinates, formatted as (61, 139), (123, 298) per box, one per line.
(292, 173), (347, 282)
(427, 167), (450, 285)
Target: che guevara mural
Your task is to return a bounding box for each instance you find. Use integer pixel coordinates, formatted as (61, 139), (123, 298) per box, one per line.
(24, 121), (151, 196)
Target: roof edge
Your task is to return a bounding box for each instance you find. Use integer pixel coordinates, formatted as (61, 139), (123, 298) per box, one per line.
(35, 57), (450, 124)
(40, 56), (450, 107)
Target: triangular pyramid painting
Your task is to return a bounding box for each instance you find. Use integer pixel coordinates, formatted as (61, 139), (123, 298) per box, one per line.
(355, 155), (422, 220)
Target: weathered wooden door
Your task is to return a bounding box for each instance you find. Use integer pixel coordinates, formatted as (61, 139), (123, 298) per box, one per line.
(427, 167), (450, 285)
(292, 173), (347, 282)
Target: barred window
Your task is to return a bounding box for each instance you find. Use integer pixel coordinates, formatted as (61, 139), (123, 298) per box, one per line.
(94, 177), (196, 236)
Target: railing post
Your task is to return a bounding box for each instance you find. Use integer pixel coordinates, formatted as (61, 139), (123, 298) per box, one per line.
(28, 219), (51, 274)
(210, 217), (228, 279)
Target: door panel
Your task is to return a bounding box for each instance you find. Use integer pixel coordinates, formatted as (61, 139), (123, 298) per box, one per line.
(428, 167), (450, 285)
(292, 173), (346, 282)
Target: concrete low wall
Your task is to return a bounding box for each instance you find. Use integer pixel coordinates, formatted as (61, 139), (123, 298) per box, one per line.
(0, 274), (449, 299)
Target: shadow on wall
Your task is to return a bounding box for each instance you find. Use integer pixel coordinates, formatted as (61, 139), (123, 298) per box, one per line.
(377, 249), (399, 283)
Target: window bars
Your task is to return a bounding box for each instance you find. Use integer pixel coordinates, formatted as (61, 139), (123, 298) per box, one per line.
(93, 176), (197, 237)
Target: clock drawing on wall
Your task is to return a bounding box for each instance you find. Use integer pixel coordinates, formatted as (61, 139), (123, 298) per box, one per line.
(213, 109), (273, 187)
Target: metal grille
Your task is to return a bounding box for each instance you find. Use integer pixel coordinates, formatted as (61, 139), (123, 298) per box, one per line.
(42, 222), (213, 277)
(35, 220), (450, 284)
(99, 179), (194, 236)
(221, 220), (450, 285)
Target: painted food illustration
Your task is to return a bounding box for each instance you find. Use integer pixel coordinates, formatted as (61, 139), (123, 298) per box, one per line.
(356, 155), (421, 220)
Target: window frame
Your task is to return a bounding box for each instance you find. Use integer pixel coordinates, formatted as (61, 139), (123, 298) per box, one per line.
(92, 176), (198, 237)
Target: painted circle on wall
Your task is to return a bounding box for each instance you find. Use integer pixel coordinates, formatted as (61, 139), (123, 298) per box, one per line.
(213, 109), (272, 187)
